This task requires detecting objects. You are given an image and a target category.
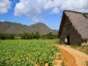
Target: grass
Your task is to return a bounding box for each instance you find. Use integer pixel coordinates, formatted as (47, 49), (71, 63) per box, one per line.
(81, 45), (88, 54)
(61, 61), (65, 66)
(70, 44), (79, 48)
(70, 44), (88, 55)
(86, 61), (88, 66)
(0, 39), (60, 66)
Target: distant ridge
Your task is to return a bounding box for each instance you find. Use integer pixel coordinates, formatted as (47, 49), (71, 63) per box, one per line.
(0, 21), (58, 34)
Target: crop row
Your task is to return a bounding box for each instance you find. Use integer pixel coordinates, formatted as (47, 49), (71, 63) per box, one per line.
(0, 40), (60, 66)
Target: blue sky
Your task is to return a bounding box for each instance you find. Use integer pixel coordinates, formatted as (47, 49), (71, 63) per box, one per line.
(0, 0), (88, 30)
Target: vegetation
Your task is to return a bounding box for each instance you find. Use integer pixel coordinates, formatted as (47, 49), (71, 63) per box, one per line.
(70, 44), (88, 55)
(58, 53), (62, 60)
(0, 22), (58, 34)
(81, 45), (88, 54)
(86, 61), (88, 66)
(70, 44), (79, 48)
(0, 40), (60, 66)
(21, 32), (40, 39)
(40, 32), (58, 39)
(0, 32), (58, 40)
(0, 33), (15, 39)
(61, 61), (65, 66)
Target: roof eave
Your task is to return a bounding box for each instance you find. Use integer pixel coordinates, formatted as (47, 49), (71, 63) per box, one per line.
(58, 11), (66, 38)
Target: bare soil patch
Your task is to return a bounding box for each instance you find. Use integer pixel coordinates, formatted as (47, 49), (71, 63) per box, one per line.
(58, 45), (88, 66)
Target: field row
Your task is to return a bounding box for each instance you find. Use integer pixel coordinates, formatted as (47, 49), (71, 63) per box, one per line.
(0, 40), (60, 66)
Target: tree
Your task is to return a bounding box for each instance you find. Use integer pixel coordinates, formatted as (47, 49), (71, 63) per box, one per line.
(21, 33), (30, 39)
(34, 32), (40, 39)
(9, 34), (15, 39)
(0, 33), (15, 39)
(46, 32), (54, 39)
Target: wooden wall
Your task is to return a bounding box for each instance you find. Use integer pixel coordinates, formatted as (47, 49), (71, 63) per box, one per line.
(60, 17), (82, 45)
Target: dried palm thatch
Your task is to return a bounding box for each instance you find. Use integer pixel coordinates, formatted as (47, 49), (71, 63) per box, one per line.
(58, 10), (88, 41)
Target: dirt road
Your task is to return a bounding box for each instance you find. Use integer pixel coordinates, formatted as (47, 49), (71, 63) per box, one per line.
(57, 45), (88, 66)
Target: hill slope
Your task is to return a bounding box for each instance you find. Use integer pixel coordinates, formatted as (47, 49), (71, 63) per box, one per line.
(0, 21), (57, 34)
(28, 23), (53, 34)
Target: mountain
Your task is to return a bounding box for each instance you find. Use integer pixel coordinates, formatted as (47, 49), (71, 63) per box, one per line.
(0, 21), (28, 34)
(28, 23), (53, 34)
(52, 30), (58, 34)
(0, 21), (58, 34)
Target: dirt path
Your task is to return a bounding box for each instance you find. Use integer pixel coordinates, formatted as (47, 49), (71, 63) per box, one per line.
(56, 45), (88, 66)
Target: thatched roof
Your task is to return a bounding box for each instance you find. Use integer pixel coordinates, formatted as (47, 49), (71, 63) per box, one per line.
(59, 10), (88, 40)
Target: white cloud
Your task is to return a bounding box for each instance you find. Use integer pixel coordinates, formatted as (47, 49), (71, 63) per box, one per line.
(14, 0), (47, 22)
(14, 0), (46, 17)
(50, 7), (59, 14)
(32, 16), (44, 22)
(44, 0), (54, 10)
(32, 17), (40, 22)
(0, 20), (4, 22)
(60, 0), (88, 12)
(14, 0), (88, 22)
(0, 0), (11, 14)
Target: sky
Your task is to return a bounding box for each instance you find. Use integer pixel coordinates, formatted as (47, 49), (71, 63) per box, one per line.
(0, 0), (88, 30)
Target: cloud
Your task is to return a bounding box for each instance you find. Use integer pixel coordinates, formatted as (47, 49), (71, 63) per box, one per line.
(60, 0), (88, 12)
(32, 17), (40, 22)
(50, 7), (59, 14)
(14, 0), (48, 22)
(14, 0), (47, 16)
(0, 20), (5, 22)
(32, 16), (44, 22)
(0, 0), (11, 14)
(44, 0), (54, 10)
(14, 0), (88, 22)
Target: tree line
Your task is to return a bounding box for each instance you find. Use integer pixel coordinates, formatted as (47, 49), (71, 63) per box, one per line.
(0, 32), (58, 40)
(0, 33), (15, 39)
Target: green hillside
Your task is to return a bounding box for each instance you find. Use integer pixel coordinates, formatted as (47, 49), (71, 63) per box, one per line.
(0, 21), (58, 34)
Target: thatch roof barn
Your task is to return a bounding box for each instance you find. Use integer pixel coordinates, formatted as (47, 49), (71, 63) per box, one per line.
(58, 10), (88, 45)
